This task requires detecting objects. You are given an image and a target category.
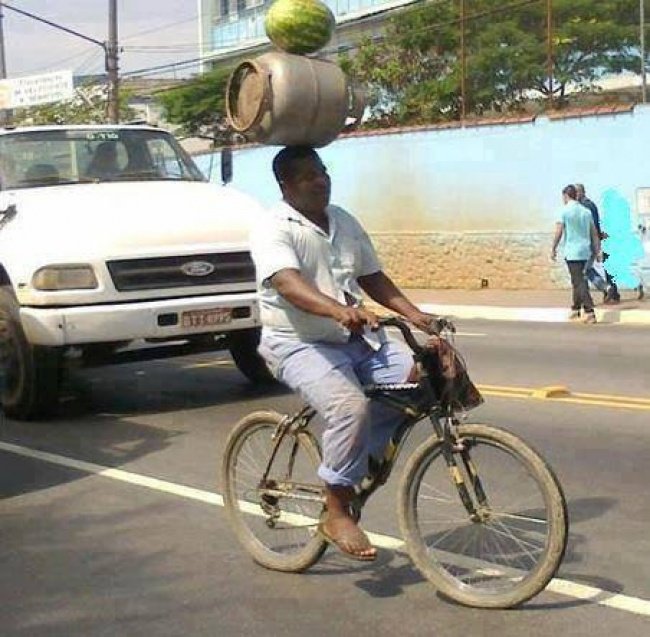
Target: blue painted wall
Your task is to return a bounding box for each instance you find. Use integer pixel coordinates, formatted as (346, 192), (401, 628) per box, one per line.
(194, 105), (649, 285)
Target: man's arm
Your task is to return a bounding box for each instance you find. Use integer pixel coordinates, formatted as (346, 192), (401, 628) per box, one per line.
(551, 222), (564, 260)
(271, 268), (377, 332)
(357, 270), (435, 333)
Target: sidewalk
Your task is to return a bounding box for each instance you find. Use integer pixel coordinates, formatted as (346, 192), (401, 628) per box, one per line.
(399, 288), (650, 325)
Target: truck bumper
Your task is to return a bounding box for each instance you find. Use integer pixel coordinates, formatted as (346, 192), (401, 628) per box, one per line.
(20, 292), (260, 346)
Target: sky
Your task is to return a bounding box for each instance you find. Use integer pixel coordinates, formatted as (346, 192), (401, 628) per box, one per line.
(2, 1), (200, 80)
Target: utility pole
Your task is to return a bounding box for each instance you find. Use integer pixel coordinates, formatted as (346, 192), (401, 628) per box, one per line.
(642, 0), (647, 103)
(0, 4), (6, 80)
(106, 0), (119, 123)
(547, 0), (554, 108)
(2, 2), (120, 122)
(460, 0), (467, 121)
(0, 3), (9, 125)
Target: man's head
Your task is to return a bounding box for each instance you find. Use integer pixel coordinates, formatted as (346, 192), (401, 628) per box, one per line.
(272, 146), (331, 216)
(562, 184), (578, 204)
(575, 183), (586, 200)
(95, 141), (118, 164)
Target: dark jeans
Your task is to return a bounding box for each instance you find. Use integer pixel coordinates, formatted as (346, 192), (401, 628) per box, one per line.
(566, 260), (595, 313)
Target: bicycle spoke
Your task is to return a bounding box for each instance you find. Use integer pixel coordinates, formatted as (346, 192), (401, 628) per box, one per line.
(405, 426), (567, 604)
(227, 421), (325, 564)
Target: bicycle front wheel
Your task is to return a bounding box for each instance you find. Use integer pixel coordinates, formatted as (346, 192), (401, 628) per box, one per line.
(222, 410), (327, 572)
(398, 423), (568, 609)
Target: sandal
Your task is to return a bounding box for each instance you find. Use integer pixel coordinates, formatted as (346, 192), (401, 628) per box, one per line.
(318, 520), (377, 562)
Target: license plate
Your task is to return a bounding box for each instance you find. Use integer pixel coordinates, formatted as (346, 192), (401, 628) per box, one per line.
(181, 308), (232, 328)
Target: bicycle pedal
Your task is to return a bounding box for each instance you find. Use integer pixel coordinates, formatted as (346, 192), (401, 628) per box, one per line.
(261, 493), (279, 507)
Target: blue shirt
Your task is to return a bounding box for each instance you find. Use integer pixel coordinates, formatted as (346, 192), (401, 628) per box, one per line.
(556, 201), (594, 261)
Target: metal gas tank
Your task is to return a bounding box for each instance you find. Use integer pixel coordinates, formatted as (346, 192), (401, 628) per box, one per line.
(226, 52), (364, 147)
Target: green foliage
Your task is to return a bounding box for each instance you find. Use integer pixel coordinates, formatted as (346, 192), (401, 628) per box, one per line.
(155, 66), (232, 137)
(11, 85), (135, 125)
(342, 0), (640, 126)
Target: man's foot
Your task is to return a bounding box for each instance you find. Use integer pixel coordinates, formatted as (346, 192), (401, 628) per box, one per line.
(569, 310), (581, 321)
(583, 312), (597, 324)
(322, 484), (377, 561)
(319, 515), (377, 561)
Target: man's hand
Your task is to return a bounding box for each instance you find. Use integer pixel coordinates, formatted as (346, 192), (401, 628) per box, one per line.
(408, 311), (442, 335)
(550, 248), (558, 262)
(333, 306), (379, 334)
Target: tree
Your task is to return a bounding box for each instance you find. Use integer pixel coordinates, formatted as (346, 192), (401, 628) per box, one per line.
(11, 84), (136, 126)
(155, 66), (232, 138)
(340, 0), (640, 126)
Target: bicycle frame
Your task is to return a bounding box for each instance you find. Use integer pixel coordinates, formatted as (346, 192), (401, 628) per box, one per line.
(255, 317), (489, 520)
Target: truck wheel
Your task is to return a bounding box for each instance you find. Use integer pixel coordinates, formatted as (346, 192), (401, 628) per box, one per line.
(228, 328), (275, 385)
(0, 291), (62, 420)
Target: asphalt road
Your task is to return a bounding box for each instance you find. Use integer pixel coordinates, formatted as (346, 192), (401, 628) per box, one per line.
(1, 320), (650, 637)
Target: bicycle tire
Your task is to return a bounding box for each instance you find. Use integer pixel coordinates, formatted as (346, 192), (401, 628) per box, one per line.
(222, 410), (328, 572)
(398, 423), (568, 608)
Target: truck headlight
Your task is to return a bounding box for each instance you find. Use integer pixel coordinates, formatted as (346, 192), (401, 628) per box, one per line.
(32, 264), (98, 290)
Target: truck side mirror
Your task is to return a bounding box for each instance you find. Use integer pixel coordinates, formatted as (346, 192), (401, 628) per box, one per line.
(221, 147), (233, 185)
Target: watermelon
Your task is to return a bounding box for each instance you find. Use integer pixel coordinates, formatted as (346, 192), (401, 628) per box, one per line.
(265, 0), (335, 55)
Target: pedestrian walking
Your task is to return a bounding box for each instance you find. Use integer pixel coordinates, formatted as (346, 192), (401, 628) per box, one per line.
(575, 183), (620, 304)
(551, 185), (601, 324)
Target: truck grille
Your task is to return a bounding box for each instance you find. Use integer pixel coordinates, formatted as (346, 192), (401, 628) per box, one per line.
(107, 252), (256, 292)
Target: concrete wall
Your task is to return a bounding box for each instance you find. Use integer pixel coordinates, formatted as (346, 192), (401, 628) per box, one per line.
(194, 105), (650, 289)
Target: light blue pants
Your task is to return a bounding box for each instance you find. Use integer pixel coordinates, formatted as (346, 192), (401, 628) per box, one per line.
(259, 333), (413, 487)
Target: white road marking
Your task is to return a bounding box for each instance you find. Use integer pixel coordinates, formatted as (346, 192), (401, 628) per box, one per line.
(2, 440), (650, 617)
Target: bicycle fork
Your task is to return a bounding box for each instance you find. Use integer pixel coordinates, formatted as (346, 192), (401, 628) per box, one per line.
(431, 414), (490, 523)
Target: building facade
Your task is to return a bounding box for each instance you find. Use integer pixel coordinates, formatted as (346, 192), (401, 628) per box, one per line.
(197, 0), (419, 69)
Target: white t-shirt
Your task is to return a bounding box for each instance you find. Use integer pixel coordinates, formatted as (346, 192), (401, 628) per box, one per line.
(250, 201), (382, 343)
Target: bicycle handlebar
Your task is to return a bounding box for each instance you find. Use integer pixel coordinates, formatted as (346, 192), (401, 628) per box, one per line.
(377, 316), (455, 354)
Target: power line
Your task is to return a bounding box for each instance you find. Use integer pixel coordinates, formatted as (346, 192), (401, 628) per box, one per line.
(1, 1), (104, 47)
(123, 0), (545, 79)
(15, 43), (94, 74)
(120, 15), (198, 41)
(339, 0), (544, 50)
(123, 44), (202, 51)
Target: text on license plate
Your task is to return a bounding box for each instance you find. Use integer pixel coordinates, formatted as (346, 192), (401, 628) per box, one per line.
(181, 308), (232, 328)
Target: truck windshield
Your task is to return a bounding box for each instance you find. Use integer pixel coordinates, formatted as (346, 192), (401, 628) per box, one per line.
(0, 128), (206, 190)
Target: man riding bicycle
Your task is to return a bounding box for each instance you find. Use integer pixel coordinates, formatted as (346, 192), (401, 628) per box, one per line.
(250, 146), (440, 561)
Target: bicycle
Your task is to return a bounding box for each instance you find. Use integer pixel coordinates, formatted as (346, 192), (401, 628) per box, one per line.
(222, 317), (568, 609)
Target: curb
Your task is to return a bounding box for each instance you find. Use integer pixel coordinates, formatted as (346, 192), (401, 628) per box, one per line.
(416, 303), (650, 325)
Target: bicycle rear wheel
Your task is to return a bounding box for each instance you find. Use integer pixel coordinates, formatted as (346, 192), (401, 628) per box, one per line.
(222, 410), (327, 572)
(398, 423), (568, 608)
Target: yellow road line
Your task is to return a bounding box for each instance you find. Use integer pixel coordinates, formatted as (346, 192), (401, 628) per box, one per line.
(184, 360), (233, 369)
(571, 391), (650, 406)
(477, 384), (650, 411)
(174, 363), (650, 411)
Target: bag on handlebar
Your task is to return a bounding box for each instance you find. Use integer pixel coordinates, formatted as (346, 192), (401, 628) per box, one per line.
(420, 337), (484, 412)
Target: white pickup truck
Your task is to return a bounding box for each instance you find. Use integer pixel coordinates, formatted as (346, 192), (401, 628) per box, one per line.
(0, 124), (270, 420)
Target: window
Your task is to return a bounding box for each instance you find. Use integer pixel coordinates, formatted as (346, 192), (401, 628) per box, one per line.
(0, 128), (205, 190)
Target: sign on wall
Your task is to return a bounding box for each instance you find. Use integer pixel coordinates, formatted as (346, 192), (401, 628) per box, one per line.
(0, 70), (74, 110)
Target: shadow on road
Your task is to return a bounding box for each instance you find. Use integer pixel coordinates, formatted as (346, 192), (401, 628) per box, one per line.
(59, 356), (290, 419)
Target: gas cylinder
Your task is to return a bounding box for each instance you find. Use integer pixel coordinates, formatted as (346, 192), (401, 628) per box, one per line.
(226, 52), (365, 147)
